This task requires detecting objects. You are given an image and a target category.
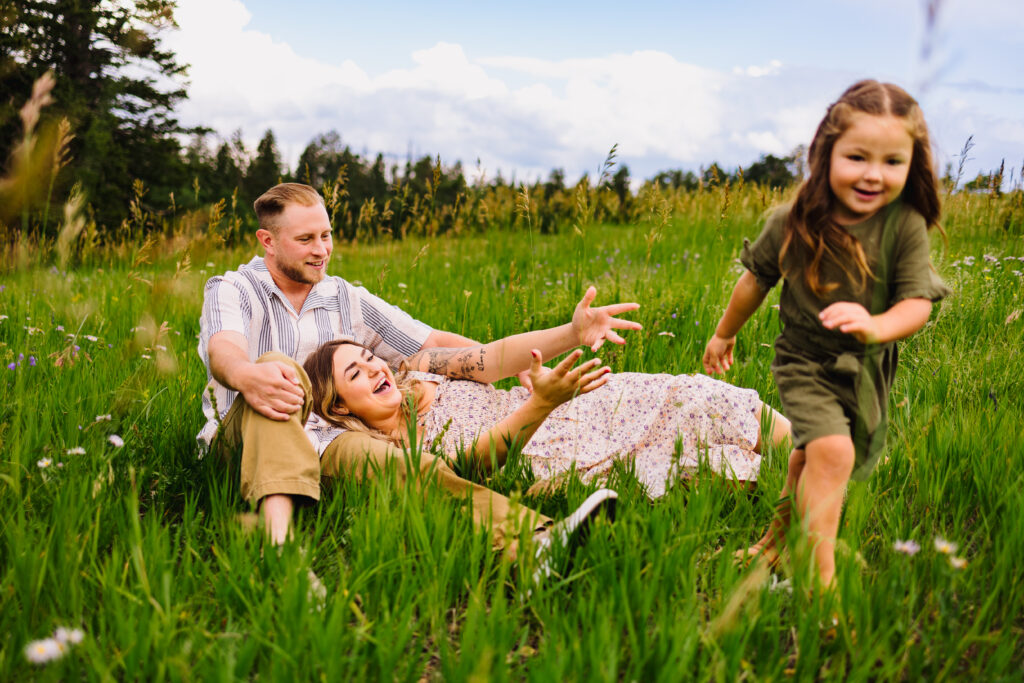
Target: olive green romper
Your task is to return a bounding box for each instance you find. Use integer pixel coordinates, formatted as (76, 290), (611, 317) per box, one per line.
(741, 201), (950, 477)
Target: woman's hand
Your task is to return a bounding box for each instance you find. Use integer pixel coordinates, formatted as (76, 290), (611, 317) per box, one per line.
(529, 348), (610, 411)
(702, 334), (736, 375)
(572, 286), (642, 351)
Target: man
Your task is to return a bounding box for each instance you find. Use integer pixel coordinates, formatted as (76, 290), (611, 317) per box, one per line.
(198, 183), (629, 553)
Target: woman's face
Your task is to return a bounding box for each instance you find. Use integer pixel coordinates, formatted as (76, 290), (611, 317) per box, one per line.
(331, 344), (403, 424)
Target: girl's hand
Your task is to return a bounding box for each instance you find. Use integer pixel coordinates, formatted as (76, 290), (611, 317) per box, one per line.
(529, 348), (610, 411)
(703, 334), (736, 375)
(572, 286), (642, 351)
(819, 302), (880, 344)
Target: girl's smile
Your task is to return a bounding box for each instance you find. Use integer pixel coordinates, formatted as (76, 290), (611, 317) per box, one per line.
(829, 112), (914, 226)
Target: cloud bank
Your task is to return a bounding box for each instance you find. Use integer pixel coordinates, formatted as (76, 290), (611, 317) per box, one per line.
(166, 0), (1023, 184)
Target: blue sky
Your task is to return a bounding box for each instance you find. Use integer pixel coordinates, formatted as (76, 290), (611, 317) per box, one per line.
(167, 0), (1024, 186)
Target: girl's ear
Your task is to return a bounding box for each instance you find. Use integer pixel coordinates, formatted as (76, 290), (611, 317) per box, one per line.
(330, 402), (349, 417)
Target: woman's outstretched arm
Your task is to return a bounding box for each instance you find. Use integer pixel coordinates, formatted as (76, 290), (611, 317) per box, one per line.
(467, 349), (609, 471)
(406, 286), (640, 383)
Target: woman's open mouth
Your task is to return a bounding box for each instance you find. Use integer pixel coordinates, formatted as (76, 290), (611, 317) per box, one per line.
(373, 377), (391, 394)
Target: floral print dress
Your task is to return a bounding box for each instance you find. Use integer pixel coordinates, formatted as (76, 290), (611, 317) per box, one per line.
(411, 370), (763, 498)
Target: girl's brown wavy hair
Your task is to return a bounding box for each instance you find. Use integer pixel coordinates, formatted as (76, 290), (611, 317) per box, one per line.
(781, 79), (941, 297)
(302, 339), (419, 445)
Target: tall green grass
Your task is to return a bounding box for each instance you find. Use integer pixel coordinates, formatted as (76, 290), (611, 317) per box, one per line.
(2, 186), (1023, 680)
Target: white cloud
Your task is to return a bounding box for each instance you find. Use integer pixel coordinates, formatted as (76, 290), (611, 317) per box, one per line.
(166, 0), (1022, 185)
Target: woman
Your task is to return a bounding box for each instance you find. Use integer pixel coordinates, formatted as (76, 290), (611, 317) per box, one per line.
(304, 288), (791, 498)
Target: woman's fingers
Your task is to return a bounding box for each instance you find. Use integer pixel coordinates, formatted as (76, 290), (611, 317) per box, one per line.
(551, 348), (583, 374)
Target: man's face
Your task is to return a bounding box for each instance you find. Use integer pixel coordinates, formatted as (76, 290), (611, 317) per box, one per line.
(261, 202), (333, 286)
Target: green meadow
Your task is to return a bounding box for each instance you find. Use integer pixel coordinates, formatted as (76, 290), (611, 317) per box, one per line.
(2, 186), (1023, 680)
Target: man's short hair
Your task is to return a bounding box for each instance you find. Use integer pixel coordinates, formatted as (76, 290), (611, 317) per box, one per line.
(253, 183), (326, 233)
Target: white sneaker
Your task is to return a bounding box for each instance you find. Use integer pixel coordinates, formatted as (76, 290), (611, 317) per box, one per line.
(533, 488), (618, 582)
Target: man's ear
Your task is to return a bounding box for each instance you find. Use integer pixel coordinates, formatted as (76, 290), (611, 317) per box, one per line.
(256, 228), (274, 251)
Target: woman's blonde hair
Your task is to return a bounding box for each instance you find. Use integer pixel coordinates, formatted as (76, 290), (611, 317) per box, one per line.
(302, 339), (419, 445)
(782, 79), (941, 297)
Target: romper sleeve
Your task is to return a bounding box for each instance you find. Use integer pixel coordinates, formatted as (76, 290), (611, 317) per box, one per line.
(889, 209), (952, 304)
(739, 206), (787, 292)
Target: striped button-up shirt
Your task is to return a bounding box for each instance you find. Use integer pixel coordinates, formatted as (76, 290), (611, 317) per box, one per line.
(197, 256), (431, 452)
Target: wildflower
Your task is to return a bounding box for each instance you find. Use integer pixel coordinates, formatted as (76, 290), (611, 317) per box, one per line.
(1013, 271), (1022, 277)
(28, 356), (36, 366)
(6, 362), (15, 370)
(56, 325), (64, 332)
(141, 354), (151, 359)
(352, 280), (362, 286)
(893, 539), (921, 556)
(0, 314), (7, 321)
(206, 262), (215, 268)
(95, 414), (112, 422)
(54, 627), (84, 645)
(397, 282), (407, 289)
(658, 331), (675, 337)
(155, 345), (167, 351)
(108, 434), (124, 448)
(24, 326), (42, 335)
(671, 313), (677, 319)
(37, 457), (52, 468)
(949, 556), (967, 570)
(983, 254), (998, 263)
(934, 536), (957, 554)
(84, 335), (98, 342)
(66, 447), (85, 455)
(24, 638), (67, 664)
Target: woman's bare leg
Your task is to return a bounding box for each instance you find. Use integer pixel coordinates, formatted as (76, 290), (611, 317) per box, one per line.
(753, 403), (792, 454)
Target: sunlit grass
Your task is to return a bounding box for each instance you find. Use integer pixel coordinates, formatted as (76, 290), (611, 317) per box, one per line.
(2, 182), (1024, 679)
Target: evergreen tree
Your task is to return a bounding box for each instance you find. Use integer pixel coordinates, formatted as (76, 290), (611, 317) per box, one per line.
(245, 129), (283, 199)
(0, 0), (193, 232)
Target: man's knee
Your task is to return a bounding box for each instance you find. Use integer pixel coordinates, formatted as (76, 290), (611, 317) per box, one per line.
(256, 351), (307, 380)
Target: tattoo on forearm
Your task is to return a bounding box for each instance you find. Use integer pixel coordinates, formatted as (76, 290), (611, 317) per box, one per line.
(423, 347), (486, 379)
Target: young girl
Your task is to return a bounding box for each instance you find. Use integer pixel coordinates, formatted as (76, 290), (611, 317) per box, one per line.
(703, 80), (950, 587)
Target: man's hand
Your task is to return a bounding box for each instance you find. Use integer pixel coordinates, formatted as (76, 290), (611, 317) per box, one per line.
(819, 302), (879, 344)
(236, 361), (305, 420)
(702, 334), (736, 375)
(529, 348), (610, 411)
(572, 286), (642, 351)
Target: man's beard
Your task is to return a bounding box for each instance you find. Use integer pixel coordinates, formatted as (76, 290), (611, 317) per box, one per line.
(278, 260), (324, 286)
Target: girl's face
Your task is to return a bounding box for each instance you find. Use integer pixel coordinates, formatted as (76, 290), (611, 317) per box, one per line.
(331, 344), (402, 423)
(829, 112), (914, 225)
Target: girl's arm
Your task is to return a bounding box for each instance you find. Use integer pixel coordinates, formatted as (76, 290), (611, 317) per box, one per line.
(703, 270), (768, 374)
(466, 349), (609, 472)
(405, 286), (640, 383)
(819, 297), (932, 344)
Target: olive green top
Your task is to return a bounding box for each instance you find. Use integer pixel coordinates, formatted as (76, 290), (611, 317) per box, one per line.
(741, 201), (951, 354)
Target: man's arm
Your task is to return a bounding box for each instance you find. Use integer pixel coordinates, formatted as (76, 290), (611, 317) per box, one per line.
(207, 331), (304, 420)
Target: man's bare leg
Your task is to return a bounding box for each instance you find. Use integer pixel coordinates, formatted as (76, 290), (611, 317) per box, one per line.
(262, 494), (294, 545)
